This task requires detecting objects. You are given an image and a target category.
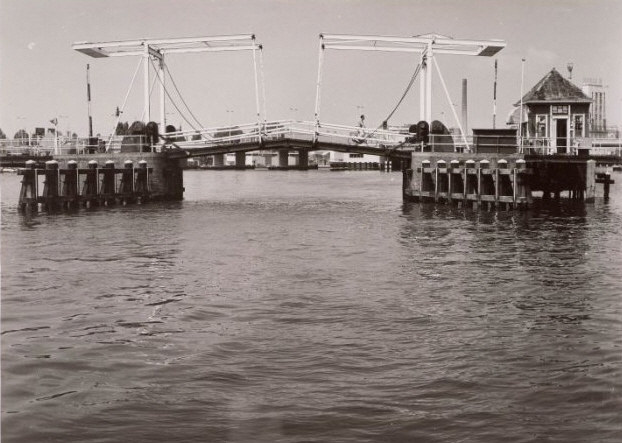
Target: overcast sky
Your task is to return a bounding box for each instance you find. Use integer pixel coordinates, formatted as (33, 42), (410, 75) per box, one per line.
(1, 0), (621, 137)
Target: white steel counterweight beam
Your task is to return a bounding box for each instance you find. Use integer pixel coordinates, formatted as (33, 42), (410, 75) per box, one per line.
(73, 34), (263, 132)
(420, 50), (426, 122)
(159, 57), (166, 130)
(143, 45), (150, 123)
(252, 40), (262, 142)
(314, 36), (325, 142)
(259, 48), (268, 123)
(426, 42), (433, 123)
(318, 33), (505, 126)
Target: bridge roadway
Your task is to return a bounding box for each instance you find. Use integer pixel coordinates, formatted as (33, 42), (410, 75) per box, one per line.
(163, 134), (413, 160)
(160, 120), (414, 162)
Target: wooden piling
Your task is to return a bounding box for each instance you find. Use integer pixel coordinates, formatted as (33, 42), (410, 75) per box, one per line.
(17, 157), (158, 212)
(401, 152), (609, 211)
(18, 160), (38, 211)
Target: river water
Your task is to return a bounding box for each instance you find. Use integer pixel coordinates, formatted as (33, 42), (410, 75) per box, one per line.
(1, 169), (621, 443)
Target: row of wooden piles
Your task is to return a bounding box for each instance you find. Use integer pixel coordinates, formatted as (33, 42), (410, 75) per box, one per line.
(18, 159), (152, 211)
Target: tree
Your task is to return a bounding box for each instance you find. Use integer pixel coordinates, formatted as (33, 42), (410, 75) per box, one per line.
(115, 121), (129, 135)
(0, 128), (6, 139)
(13, 129), (29, 144)
(128, 121), (145, 135)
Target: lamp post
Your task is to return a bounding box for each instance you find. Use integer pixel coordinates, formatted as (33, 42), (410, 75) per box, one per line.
(59, 115), (69, 138)
(289, 107), (298, 121)
(226, 109), (234, 140)
(49, 117), (59, 155)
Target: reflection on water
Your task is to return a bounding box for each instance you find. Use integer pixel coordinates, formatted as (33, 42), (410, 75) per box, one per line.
(2, 171), (621, 443)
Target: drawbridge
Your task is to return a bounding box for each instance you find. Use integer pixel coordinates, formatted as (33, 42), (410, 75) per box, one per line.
(73, 33), (506, 162)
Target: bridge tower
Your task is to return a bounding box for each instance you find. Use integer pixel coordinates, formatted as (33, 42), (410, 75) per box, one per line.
(315, 33), (505, 138)
(73, 35), (265, 149)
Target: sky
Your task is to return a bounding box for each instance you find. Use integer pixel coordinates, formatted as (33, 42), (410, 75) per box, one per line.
(1, 0), (621, 138)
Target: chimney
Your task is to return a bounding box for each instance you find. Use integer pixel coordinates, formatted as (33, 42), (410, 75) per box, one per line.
(462, 79), (468, 133)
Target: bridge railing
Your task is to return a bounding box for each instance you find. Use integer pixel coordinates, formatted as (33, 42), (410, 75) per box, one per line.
(0, 137), (90, 156)
(414, 135), (622, 157)
(159, 120), (414, 151)
(313, 122), (408, 147)
(162, 121), (266, 148)
(121, 121), (622, 158)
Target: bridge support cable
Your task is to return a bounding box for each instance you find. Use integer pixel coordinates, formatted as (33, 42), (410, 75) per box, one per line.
(163, 63), (204, 128)
(367, 57), (422, 139)
(432, 56), (470, 151)
(313, 36), (325, 143)
(106, 57), (144, 151)
(142, 60), (165, 125)
(149, 59), (199, 131)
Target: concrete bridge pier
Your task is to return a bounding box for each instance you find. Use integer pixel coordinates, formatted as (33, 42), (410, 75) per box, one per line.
(379, 156), (387, 171)
(235, 152), (246, 169)
(213, 153), (225, 168)
(279, 150), (289, 168)
(390, 157), (403, 172)
(298, 150), (309, 169)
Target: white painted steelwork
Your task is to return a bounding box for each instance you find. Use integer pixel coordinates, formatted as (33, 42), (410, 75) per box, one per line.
(73, 35), (264, 138)
(315, 33), (506, 142)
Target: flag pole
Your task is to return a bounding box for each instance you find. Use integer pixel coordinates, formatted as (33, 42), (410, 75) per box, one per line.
(87, 64), (93, 137)
(493, 59), (497, 129)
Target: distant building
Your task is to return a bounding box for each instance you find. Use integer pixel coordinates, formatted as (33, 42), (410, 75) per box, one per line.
(581, 78), (618, 138)
(507, 67), (591, 153)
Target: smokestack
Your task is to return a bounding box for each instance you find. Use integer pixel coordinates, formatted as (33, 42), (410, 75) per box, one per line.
(462, 79), (468, 134)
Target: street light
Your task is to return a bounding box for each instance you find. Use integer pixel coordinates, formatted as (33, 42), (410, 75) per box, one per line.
(226, 109), (234, 139)
(59, 115), (69, 134)
(290, 107), (298, 121)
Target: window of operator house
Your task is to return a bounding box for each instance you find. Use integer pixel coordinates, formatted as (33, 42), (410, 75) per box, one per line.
(536, 115), (548, 138)
(570, 114), (584, 138)
(552, 105), (569, 115)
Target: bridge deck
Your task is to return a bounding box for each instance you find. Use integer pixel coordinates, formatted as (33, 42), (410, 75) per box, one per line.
(164, 136), (413, 159)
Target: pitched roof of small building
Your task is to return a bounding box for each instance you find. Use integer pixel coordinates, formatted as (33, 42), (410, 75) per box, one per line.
(515, 68), (591, 105)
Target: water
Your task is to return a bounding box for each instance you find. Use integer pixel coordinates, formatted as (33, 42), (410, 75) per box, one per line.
(2, 169), (621, 443)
